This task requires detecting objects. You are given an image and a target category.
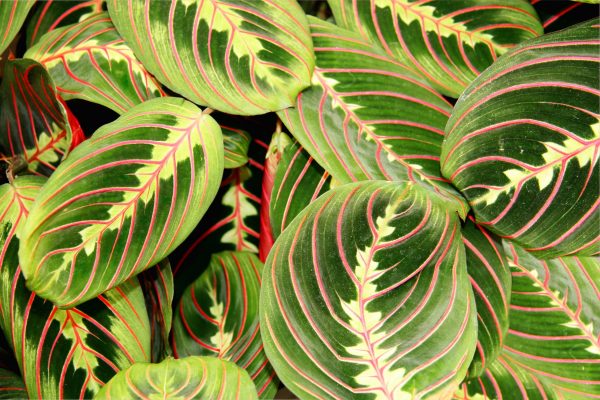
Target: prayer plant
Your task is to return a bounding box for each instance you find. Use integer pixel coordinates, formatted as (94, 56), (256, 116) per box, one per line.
(0, 0), (598, 399)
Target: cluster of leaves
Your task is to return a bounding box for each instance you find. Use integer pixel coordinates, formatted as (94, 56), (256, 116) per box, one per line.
(0, 0), (598, 399)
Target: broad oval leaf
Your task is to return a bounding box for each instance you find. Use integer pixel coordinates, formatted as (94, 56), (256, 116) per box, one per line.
(0, 0), (35, 56)
(503, 243), (600, 399)
(453, 354), (557, 400)
(24, 12), (165, 114)
(462, 217), (511, 378)
(0, 176), (152, 399)
(222, 125), (251, 169)
(0, 59), (72, 176)
(95, 356), (258, 400)
(107, 0), (315, 115)
(172, 251), (277, 398)
(0, 369), (26, 400)
(138, 259), (174, 363)
(441, 19), (600, 258)
(260, 180), (477, 399)
(269, 137), (331, 240)
(279, 17), (468, 218)
(19, 97), (224, 308)
(26, 0), (104, 47)
(328, 0), (543, 97)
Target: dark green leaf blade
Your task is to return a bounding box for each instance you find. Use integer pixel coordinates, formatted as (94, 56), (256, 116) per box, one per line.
(0, 1), (35, 56)
(172, 251), (277, 398)
(0, 59), (72, 176)
(441, 19), (600, 258)
(0, 369), (26, 400)
(261, 181), (477, 399)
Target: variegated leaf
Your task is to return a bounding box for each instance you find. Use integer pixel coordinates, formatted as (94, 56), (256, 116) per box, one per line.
(0, 0), (35, 56)
(95, 356), (258, 400)
(328, 0), (543, 97)
(260, 181), (477, 399)
(222, 125), (251, 169)
(462, 217), (511, 378)
(107, 0), (315, 115)
(279, 17), (468, 218)
(19, 97), (224, 308)
(0, 369), (26, 400)
(0, 176), (151, 399)
(453, 354), (557, 400)
(24, 12), (165, 114)
(138, 259), (174, 363)
(26, 0), (104, 47)
(258, 130), (291, 261)
(0, 59), (73, 176)
(269, 137), (331, 241)
(170, 160), (263, 302)
(441, 19), (600, 258)
(502, 243), (600, 399)
(172, 251), (277, 398)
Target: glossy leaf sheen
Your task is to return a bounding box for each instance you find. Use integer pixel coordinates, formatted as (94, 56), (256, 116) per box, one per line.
(261, 181), (477, 399)
(107, 0), (315, 115)
(95, 356), (258, 400)
(503, 243), (600, 399)
(25, 12), (164, 114)
(442, 19), (600, 258)
(462, 217), (511, 377)
(0, 59), (72, 176)
(328, 0), (543, 97)
(19, 97), (224, 308)
(172, 251), (277, 398)
(0, 176), (151, 399)
(279, 18), (468, 218)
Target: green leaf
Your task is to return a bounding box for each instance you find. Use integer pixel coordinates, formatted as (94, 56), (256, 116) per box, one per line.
(222, 126), (251, 169)
(462, 217), (511, 378)
(260, 180), (477, 399)
(138, 259), (174, 363)
(0, 176), (152, 399)
(269, 137), (331, 240)
(26, 0), (104, 47)
(328, 0), (543, 97)
(279, 17), (468, 218)
(107, 0), (315, 115)
(95, 356), (258, 400)
(454, 354), (557, 400)
(502, 243), (600, 399)
(19, 97), (224, 308)
(0, 369), (26, 400)
(0, 59), (72, 176)
(0, 0), (35, 56)
(172, 251), (277, 398)
(441, 19), (599, 258)
(170, 163), (262, 302)
(24, 12), (164, 114)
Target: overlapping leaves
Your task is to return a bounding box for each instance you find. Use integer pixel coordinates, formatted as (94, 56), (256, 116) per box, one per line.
(442, 19), (600, 258)
(25, 12), (164, 114)
(107, 0), (315, 115)
(279, 17), (468, 217)
(328, 0), (543, 97)
(0, 176), (152, 399)
(19, 97), (224, 308)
